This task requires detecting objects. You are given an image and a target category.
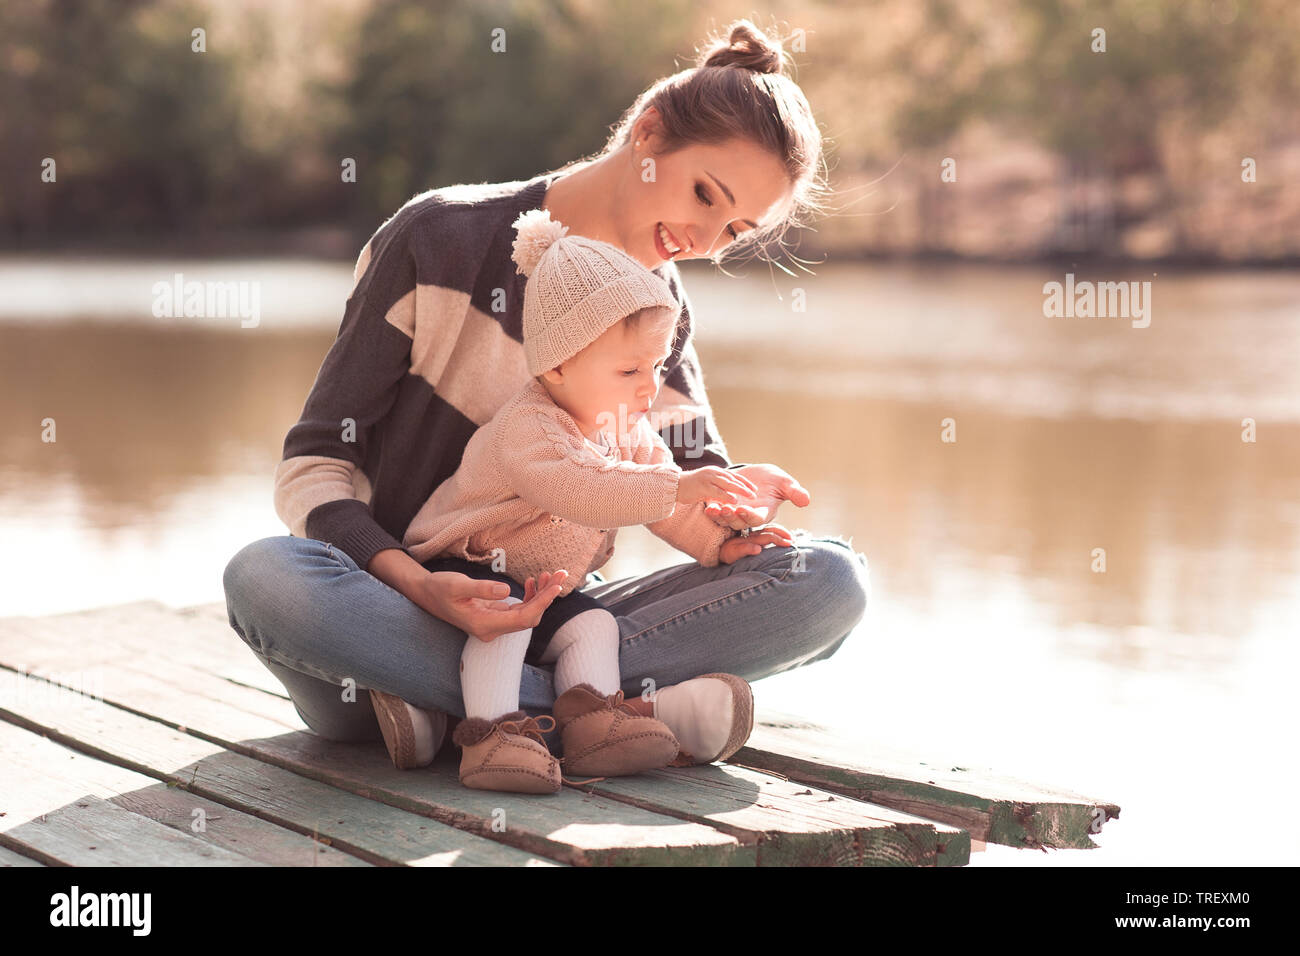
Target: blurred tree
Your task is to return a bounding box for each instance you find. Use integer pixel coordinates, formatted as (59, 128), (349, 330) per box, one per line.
(324, 0), (697, 234)
(0, 0), (248, 242)
(878, 0), (1300, 255)
(2, 0), (1296, 259)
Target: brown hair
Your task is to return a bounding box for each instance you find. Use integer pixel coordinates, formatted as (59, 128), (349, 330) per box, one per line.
(621, 305), (678, 334)
(551, 19), (828, 265)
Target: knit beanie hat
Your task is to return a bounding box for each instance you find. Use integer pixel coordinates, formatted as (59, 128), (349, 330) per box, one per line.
(511, 208), (680, 377)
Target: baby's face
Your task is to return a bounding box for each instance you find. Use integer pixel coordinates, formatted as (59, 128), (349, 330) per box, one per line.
(541, 313), (677, 438)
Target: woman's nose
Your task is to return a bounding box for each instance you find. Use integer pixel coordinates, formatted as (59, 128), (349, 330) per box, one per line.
(689, 221), (731, 258)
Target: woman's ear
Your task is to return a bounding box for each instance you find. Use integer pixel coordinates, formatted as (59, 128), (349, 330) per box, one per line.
(633, 106), (663, 150)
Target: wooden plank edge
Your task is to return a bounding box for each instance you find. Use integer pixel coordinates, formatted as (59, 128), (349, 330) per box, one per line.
(0, 670), (730, 868)
(564, 769), (970, 867)
(733, 743), (1119, 850)
(0, 691), (556, 868)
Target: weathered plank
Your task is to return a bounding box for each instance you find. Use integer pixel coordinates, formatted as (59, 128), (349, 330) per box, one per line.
(0, 600), (284, 694)
(0, 617), (307, 740)
(0, 715), (362, 867)
(734, 715), (1121, 849)
(154, 600), (1107, 858)
(0, 722), (262, 866)
(288, 744), (748, 867)
(109, 788), (371, 868)
(0, 844), (46, 867)
(0, 652), (743, 866)
(572, 763), (969, 866)
(12, 795), (264, 867)
(0, 667), (557, 867)
(15, 606), (1112, 868)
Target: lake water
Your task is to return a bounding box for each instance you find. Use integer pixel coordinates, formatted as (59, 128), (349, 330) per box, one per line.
(1, 255), (1297, 866)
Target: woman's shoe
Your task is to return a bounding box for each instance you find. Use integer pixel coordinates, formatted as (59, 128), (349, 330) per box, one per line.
(453, 711), (562, 794)
(369, 689), (447, 769)
(553, 684), (679, 777)
(651, 673), (754, 766)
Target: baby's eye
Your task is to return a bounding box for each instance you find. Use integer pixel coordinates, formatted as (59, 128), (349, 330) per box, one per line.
(622, 369), (638, 376)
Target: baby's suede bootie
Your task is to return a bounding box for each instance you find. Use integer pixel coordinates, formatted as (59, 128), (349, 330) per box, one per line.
(452, 711), (562, 794)
(553, 684), (679, 777)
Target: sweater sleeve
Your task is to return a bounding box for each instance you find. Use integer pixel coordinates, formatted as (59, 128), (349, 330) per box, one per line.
(495, 405), (682, 530)
(272, 216), (420, 571)
(651, 262), (737, 472)
(634, 426), (734, 567)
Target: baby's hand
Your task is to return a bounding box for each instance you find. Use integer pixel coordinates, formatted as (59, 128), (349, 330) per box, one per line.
(677, 466), (759, 506)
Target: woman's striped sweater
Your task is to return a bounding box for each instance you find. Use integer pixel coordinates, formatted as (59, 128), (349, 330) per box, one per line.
(273, 171), (740, 573)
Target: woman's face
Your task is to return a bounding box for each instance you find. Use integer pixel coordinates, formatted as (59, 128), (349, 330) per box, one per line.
(617, 118), (793, 270)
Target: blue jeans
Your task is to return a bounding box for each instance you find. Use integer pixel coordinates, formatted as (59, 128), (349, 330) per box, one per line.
(221, 531), (870, 746)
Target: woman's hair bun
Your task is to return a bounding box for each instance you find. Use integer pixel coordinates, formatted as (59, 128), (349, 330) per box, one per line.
(699, 20), (785, 75)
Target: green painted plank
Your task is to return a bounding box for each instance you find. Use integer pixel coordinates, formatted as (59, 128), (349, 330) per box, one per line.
(74, 601), (1107, 854)
(0, 615), (307, 740)
(0, 844), (46, 867)
(0, 723), (262, 866)
(11, 795), (262, 867)
(0, 649), (742, 866)
(0, 600), (291, 701)
(735, 714), (1121, 850)
(573, 762), (969, 866)
(0, 666), (556, 867)
(272, 742), (749, 867)
(0, 715), (352, 867)
(108, 788), (371, 868)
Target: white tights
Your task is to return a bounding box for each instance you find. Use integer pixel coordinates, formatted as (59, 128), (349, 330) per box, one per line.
(460, 602), (621, 720)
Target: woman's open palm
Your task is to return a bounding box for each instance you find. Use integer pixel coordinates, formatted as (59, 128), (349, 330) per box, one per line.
(704, 463), (811, 531)
(419, 569), (568, 641)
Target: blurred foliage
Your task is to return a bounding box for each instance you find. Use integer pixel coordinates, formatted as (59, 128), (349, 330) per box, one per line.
(882, 0), (1287, 166)
(2, 0), (248, 235)
(326, 0), (694, 231)
(2, 0), (1297, 259)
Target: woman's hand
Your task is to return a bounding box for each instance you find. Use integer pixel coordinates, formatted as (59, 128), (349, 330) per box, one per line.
(719, 522), (795, 564)
(412, 569), (568, 642)
(704, 463), (811, 532)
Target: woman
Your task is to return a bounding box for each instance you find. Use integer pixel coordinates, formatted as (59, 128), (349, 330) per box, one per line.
(222, 19), (871, 764)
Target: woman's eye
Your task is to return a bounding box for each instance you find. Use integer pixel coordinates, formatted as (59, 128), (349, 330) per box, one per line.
(696, 184), (739, 241)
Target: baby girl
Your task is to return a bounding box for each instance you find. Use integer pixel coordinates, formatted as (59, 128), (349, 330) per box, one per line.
(379, 208), (786, 794)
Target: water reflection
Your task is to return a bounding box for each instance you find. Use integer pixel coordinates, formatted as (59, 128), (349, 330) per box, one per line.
(2, 262), (1296, 648)
(2, 260), (1297, 864)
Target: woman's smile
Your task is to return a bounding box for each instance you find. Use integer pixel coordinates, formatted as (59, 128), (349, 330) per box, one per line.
(655, 222), (685, 259)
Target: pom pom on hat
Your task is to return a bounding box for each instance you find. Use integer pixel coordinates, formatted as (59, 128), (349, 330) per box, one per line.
(511, 202), (681, 378)
(511, 208), (569, 277)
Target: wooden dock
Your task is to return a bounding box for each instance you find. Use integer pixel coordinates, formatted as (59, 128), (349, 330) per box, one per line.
(0, 601), (1119, 866)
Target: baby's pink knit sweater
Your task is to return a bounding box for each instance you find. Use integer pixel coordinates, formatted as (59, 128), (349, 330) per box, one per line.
(402, 378), (734, 594)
